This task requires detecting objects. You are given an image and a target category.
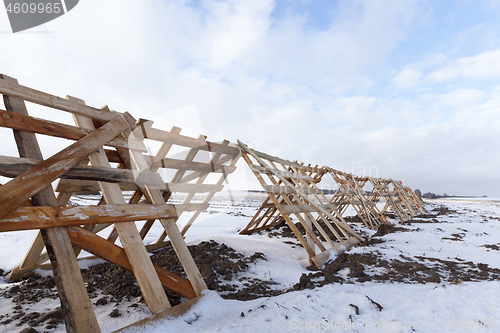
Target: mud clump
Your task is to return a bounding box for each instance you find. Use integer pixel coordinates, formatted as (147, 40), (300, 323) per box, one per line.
(291, 250), (500, 292)
(372, 224), (408, 237)
(432, 205), (458, 216)
(151, 240), (274, 300)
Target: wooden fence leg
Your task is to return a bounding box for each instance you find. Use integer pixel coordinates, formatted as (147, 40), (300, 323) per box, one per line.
(1, 74), (100, 333)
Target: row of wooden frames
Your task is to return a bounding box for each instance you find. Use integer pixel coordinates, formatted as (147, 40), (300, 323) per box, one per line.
(0, 74), (424, 332)
(0, 74), (241, 332)
(236, 141), (425, 268)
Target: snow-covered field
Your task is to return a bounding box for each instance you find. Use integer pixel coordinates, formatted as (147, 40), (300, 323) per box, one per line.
(1, 193), (500, 333)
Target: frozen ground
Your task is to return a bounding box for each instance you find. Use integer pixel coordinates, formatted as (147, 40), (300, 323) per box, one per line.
(1, 193), (500, 332)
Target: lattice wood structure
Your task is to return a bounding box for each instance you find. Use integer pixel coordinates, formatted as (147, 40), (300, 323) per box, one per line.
(0, 74), (239, 332)
(384, 179), (425, 217)
(366, 177), (409, 222)
(325, 168), (389, 229)
(237, 141), (363, 267)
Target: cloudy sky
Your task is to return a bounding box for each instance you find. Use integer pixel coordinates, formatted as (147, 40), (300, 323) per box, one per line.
(1, 0), (499, 196)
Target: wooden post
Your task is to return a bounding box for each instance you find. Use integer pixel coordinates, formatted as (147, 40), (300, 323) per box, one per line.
(0, 74), (100, 333)
(70, 96), (171, 314)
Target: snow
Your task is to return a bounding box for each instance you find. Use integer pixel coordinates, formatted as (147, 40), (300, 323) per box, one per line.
(1, 194), (500, 332)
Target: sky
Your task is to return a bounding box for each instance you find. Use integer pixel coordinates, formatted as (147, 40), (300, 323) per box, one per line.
(0, 0), (499, 196)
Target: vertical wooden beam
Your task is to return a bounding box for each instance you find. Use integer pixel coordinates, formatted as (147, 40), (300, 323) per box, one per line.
(70, 96), (171, 314)
(0, 74), (100, 333)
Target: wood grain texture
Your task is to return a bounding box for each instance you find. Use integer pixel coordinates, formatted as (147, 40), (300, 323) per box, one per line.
(66, 226), (196, 299)
(1, 74), (100, 333)
(0, 112), (135, 219)
(71, 97), (171, 314)
(0, 203), (207, 232)
(0, 108), (146, 151)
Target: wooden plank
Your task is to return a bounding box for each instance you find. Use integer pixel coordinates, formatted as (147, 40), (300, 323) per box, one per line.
(0, 203), (208, 232)
(149, 157), (237, 174)
(0, 74), (100, 332)
(0, 112), (135, 219)
(125, 128), (208, 296)
(311, 237), (361, 267)
(249, 164), (314, 181)
(0, 77), (114, 121)
(0, 108), (146, 151)
(66, 226), (196, 299)
(0, 155), (162, 184)
(112, 296), (205, 333)
(136, 124), (240, 155)
(279, 204), (337, 214)
(56, 180), (223, 194)
(71, 97), (171, 314)
(180, 140), (240, 235)
(264, 185), (323, 195)
(251, 149), (302, 168)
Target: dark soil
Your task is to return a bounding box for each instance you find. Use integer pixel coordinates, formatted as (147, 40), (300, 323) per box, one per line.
(289, 250), (500, 291)
(0, 240), (270, 330)
(432, 205), (459, 216)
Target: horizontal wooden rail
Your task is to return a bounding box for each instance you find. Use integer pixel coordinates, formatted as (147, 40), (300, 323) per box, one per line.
(0, 203), (208, 232)
(0, 109), (146, 151)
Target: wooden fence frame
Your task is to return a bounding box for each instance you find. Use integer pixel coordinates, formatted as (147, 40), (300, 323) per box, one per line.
(236, 141), (363, 267)
(0, 74), (239, 332)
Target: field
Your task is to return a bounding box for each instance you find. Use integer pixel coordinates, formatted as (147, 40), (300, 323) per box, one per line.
(1, 193), (500, 332)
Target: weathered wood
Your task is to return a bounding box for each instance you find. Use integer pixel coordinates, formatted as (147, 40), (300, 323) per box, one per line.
(0, 77), (115, 121)
(236, 140), (363, 268)
(112, 295), (205, 333)
(264, 185), (323, 195)
(149, 157), (237, 174)
(279, 204), (338, 214)
(1, 74), (100, 333)
(0, 203), (208, 232)
(66, 226), (196, 299)
(71, 97), (171, 314)
(249, 164), (314, 181)
(0, 155), (162, 184)
(125, 128), (209, 296)
(311, 237), (361, 267)
(0, 112), (135, 219)
(136, 124), (240, 155)
(0, 108), (146, 151)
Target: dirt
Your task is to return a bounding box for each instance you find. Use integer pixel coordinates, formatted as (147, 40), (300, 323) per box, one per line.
(432, 205), (459, 216)
(0, 240), (272, 330)
(372, 224), (409, 237)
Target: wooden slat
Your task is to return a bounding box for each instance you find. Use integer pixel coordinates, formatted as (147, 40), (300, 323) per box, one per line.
(66, 226), (196, 299)
(71, 97), (171, 314)
(264, 185), (323, 195)
(56, 181), (223, 194)
(0, 109), (146, 151)
(0, 203), (208, 232)
(0, 155), (163, 185)
(137, 125), (239, 155)
(0, 112), (135, 219)
(253, 151), (301, 168)
(278, 204), (337, 214)
(249, 164), (314, 181)
(0, 77), (114, 121)
(1, 74), (100, 332)
(148, 157), (237, 174)
(125, 128), (208, 296)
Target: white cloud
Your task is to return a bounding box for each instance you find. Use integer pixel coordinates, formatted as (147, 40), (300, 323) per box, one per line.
(0, 0), (499, 196)
(391, 68), (424, 89)
(429, 49), (500, 81)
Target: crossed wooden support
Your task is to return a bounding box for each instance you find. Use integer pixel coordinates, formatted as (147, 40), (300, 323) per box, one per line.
(237, 141), (363, 267)
(324, 168), (389, 229)
(0, 75), (239, 332)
